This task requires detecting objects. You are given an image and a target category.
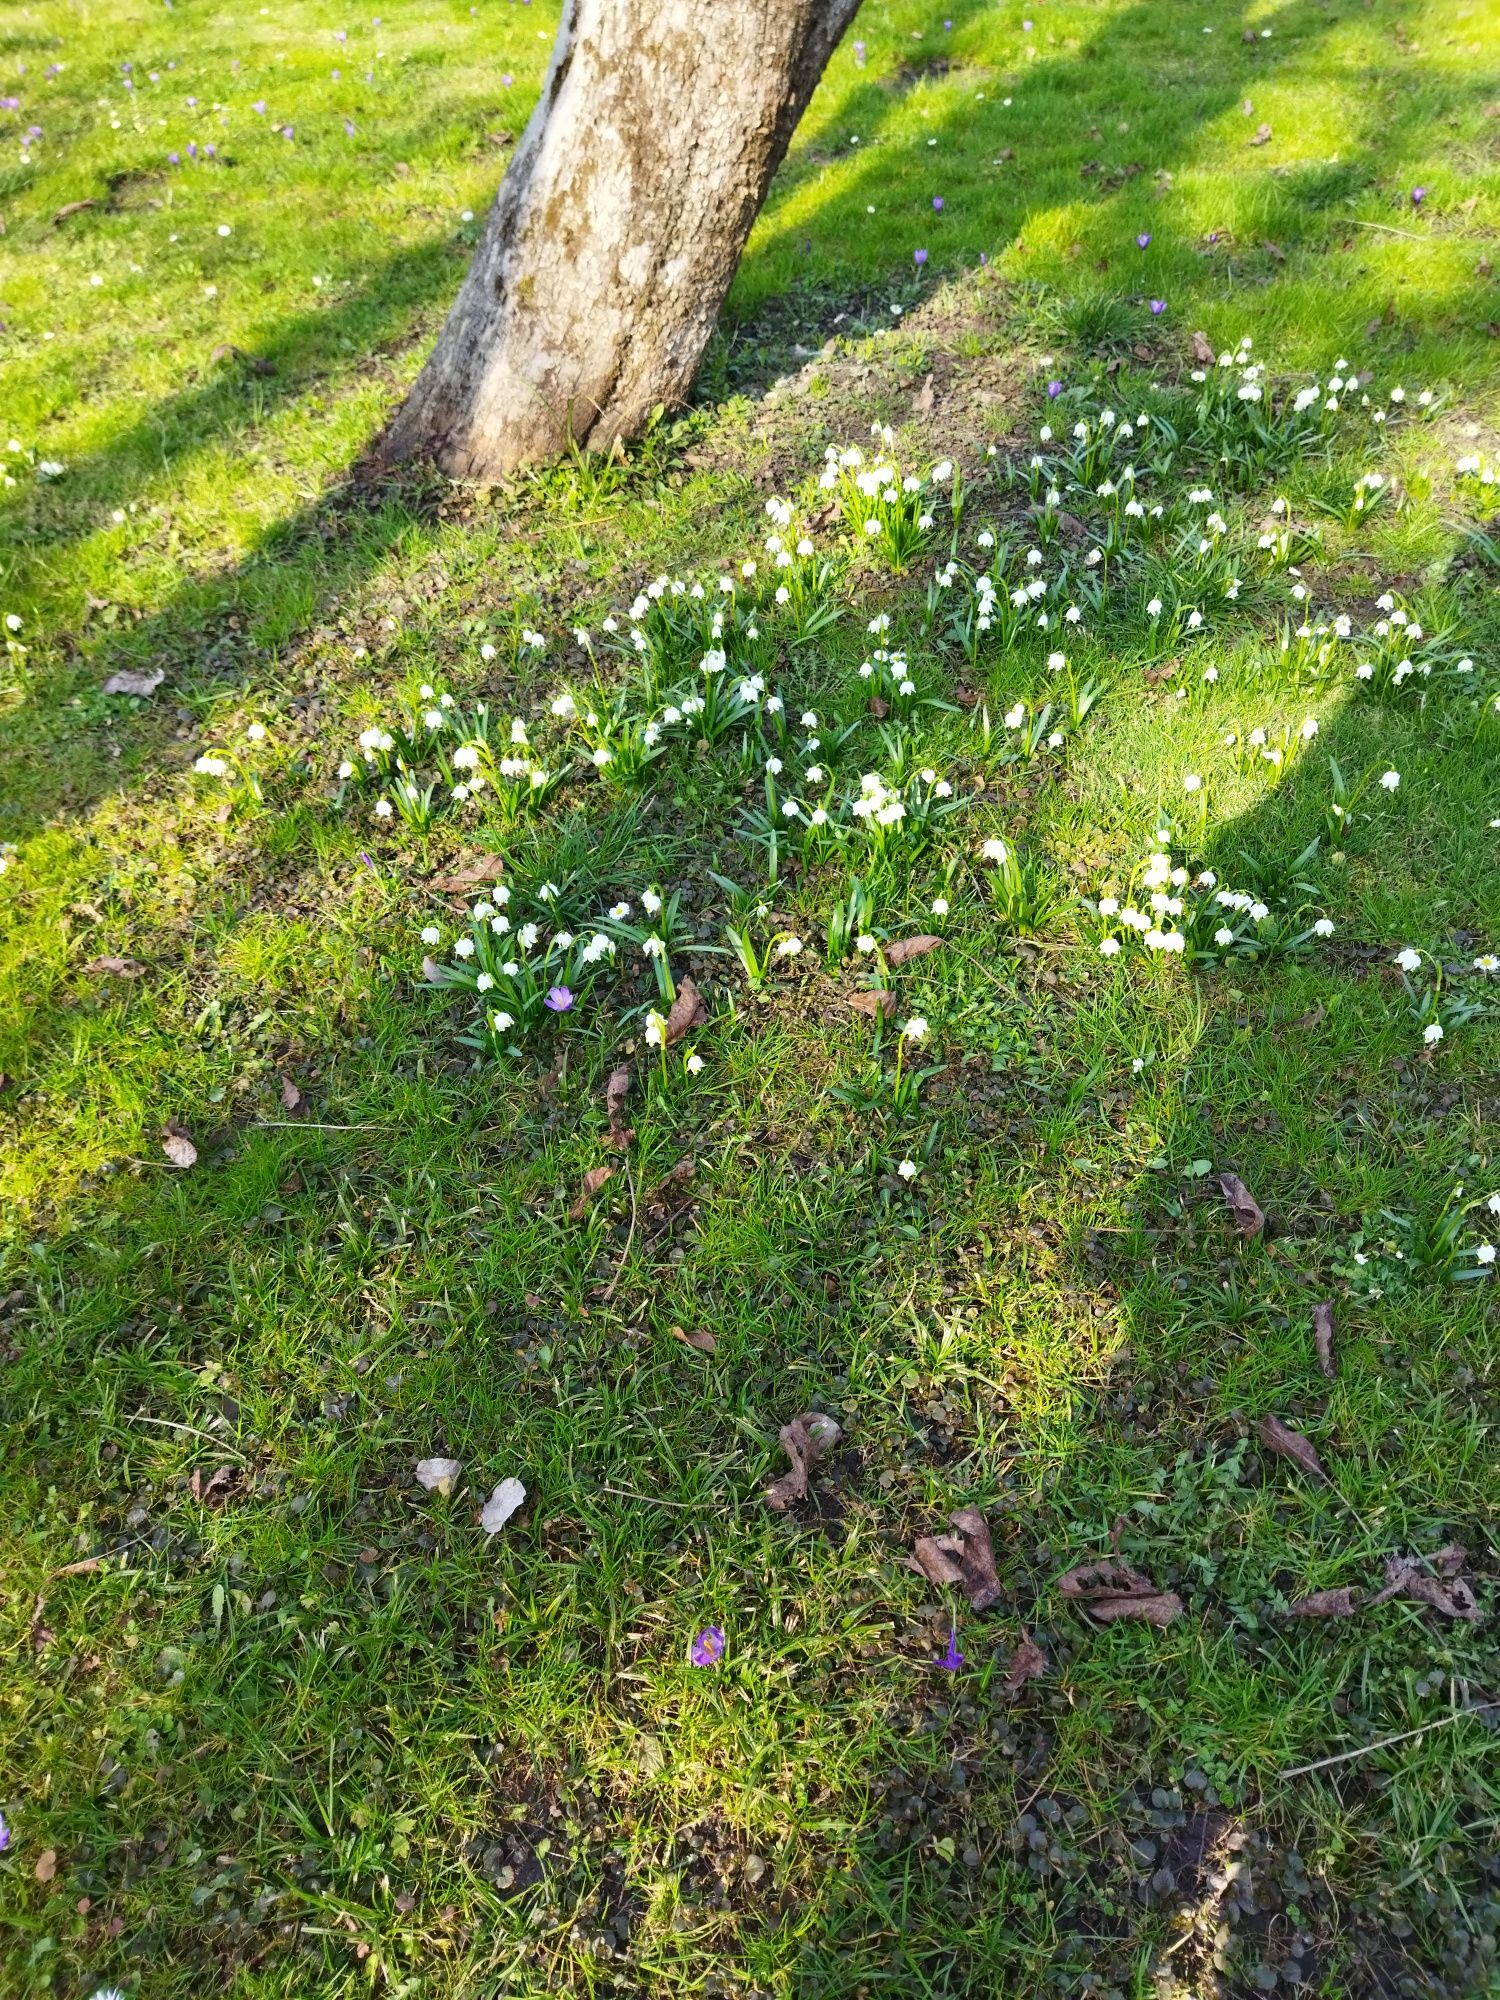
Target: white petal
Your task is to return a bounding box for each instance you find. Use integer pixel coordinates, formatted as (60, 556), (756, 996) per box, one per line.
(480, 1477), (528, 1535)
(415, 1456), (462, 1495)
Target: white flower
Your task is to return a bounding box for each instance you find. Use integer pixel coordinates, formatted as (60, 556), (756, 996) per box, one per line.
(420, 925), (441, 946)
(1475, 955), (1499, 974)
(685, 1052), (705, 1075)
(374, 798), (393, 818)
(1098, 937), (1121, 957)
(1380, 769), (1400, 791)
(931, 897), (949, 917)
(476, 973), (494, 992)
(1146, 597), (1163, 618)
(776, 936), (803, 958)
(1183, 773), (1202, 793)
(982, 837), (1009, 862)
(453, 938), (475, 959)
(1215, 927), (1235, 947)
(1423, 1022), (1444, 1046)
(902, 1017), (929, 1043)
(1476, 1243), (1496, 1265)
(897, 1159), (919, 1181)
(1314, 918), (1334, 937)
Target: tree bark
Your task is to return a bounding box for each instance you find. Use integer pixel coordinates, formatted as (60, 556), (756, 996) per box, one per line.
(381, 0), (863, 480)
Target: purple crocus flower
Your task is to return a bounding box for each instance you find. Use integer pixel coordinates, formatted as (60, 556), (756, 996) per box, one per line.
(853, 38), (866, 64)
(1136, 232), (1151, 249)
(204, 142), (216, 157)
(914, 247), (928, 267)
(1410, 186), (1426, 206)
(690, 1626), (725, 1667)
(1149, 298), (1166, 315)
(1046, 378), (1063, 398)
(252, 98), (266, 112)
(500, 72), (513, 86)
(358, 851), (377, 873)
(937, 1628), (964, 1671)
(544, 984), (573, 1013)
(344, 119), (356, 137)
(932, 195), (944, 212)
(167, 150), (180, 164)
(0, 1811), (9, 1852)
(186, 94), (197, 107)
(186, 140), (197, 157)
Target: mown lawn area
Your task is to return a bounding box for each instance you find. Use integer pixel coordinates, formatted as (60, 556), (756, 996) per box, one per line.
(2, 0), (1499, 1995)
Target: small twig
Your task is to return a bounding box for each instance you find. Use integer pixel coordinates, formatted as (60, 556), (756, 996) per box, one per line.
(600, 1155), (638, 1303)
(251, 1120), (390, 1131)
(598, 1484), (700, 1512)
(1281, 1701), (1499, 1780)
(120, 1413), (250, 1460)
(1349, 220), (1426, 240)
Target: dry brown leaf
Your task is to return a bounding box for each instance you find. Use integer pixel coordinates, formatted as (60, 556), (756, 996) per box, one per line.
(1262, 238), (1286, 261)
(161, 1121), (198, 1170)
(663, 976), (708, 1047)
(569, 1164), (616, 1220)
(189, 1466), (235, 1506)
(53, 1557), (103, 1577)
(670, 1324), (717, 1354)
(1143, 656), (1179, 686)
(102, 668), (165, 697)
(868, 695), (889, 719)
(848, 989), (897, 1020)
(1191, 331), (1216, 364)
(947, 1505), (1004, 1612)
(1256, 1413), (1328, 1482)
(1286, 1586), (1363, 1619)
(1292, 1001), (1326, 1031)
(34, 1848), (58, 1883)
(1000, 1629), (1048, 1697)
(420, 955), (445, 985)
(1248, 122), (1273, 146)
(1057, 1559), (1183, 1627)
(763, 1411), (841, 1511)
(52, 199), (95, 223)
(1312, 1300), (1336, 1380)
(1370, 1544), (1482, 1623)
(909, 1534), (966, 1590)
(884, 935), (943, 968)
(1217, 1171), (1266, 1238)
(913, 374), (935, 415)
(431, 854), (505, 893)
(84, 955), (147, 979)
(280, 1076), (304, 1114)
(604, 1065), (634, 1149)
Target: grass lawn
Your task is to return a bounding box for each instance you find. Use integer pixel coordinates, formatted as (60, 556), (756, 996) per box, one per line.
(2, 0), (1500, 1994)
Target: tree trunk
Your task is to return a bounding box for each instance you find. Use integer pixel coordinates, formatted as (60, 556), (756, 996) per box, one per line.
(381, 0), (863, 480)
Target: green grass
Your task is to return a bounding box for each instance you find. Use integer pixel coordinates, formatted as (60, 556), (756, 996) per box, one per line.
(2, 0), (1500, 1996)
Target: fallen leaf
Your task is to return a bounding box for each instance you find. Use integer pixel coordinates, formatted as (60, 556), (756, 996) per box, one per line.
(605, 1064), (634, 1149)
(569, 1164), (616, 1219)
(189, 1465), (234, 1506)
(480, 1477), (527, 1535)
(909, 1534), (966, 1591)
(670, 1324), (717, 1353)
(999, 1629), (1048, 1697)
(431, 855), (506, 893)
(280, 1076), (304, 1113)
(763, 1411), (842, 1511)
(1370, 1544), (1482, 1622)
(663, 976), (707, 1046)
(1257, 1413), (1328, 1482)
(34, 1849), (57, 1884)
(101, 668), (164, 697)
(421, 956), (445, 985)
(52, 199), (95, 224)
(1057, 1559), (1183, 1627)
(848, 988), (898, 1020)
(1261, 238), (1286, 261)
(53, 1557), (103, 1576)
(947, 1505), (1004, 1611)
(161, 1121), (198, 1170)
(415, 1456), (462, 1495)
(868, 695), (889, 719)
(1312, 1300), (1336, 1380)
(1292, 1002), (1326, 1031)
(1191, 331), (1216, 364)
(83, 955), (146, 979)
(1286, 1586), (1363, 1619)
(1143, 656), (1179, 686)
(1248, 122), (1272, 146)
(884, 934), (943, 968)
(913, 374), (935, 415)
(1217, 1171), (1266, 1238)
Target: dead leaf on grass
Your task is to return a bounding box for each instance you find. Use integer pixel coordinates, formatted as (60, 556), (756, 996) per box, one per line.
(34, 1849), (57, 1884)
(569, 1164), (616, 1219)
(480, 1477), (527, 1535)
(907, 1506), (1004, 1610)
(1057, 1559), (1183, 1627)
(763, 1411), (842, 1511)
(189, 1465), (235, 1506)
(101, 668), (165, 697)
(1143, 656), (1179, 686)
(913, 374), (935, 416)
(161, 1121), (198, 1170)
(84, 955), (147, 979)
(848, 989), (897, 1020)
(663, 976), (707, 1046)
(280, 1076), (305, 1114)
(52, 199), (96, 224)
(670, 1324), (717, 1353)
(1370, 1544), (1482, 1622)
(1248, 122), (1272, 145)
(1286, 1586), (1363, 1619)
(1217, 1171), (1266, 1238)
(605, 1065), (634, 1149)
(1191, 331), (1216, 364)
(415, 1457), (462, 1494)
(1257, 1413), (1328, 1482)
(868, 695), (889, 719)
(53, 1557), (103, 1577)
(421, 956), (445, 985)
(1312, 1300), (1336, 1380)
(999, 1629), (1048, 1697)
(884, 934), (943, 967)
(431, 855), (506, 893)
